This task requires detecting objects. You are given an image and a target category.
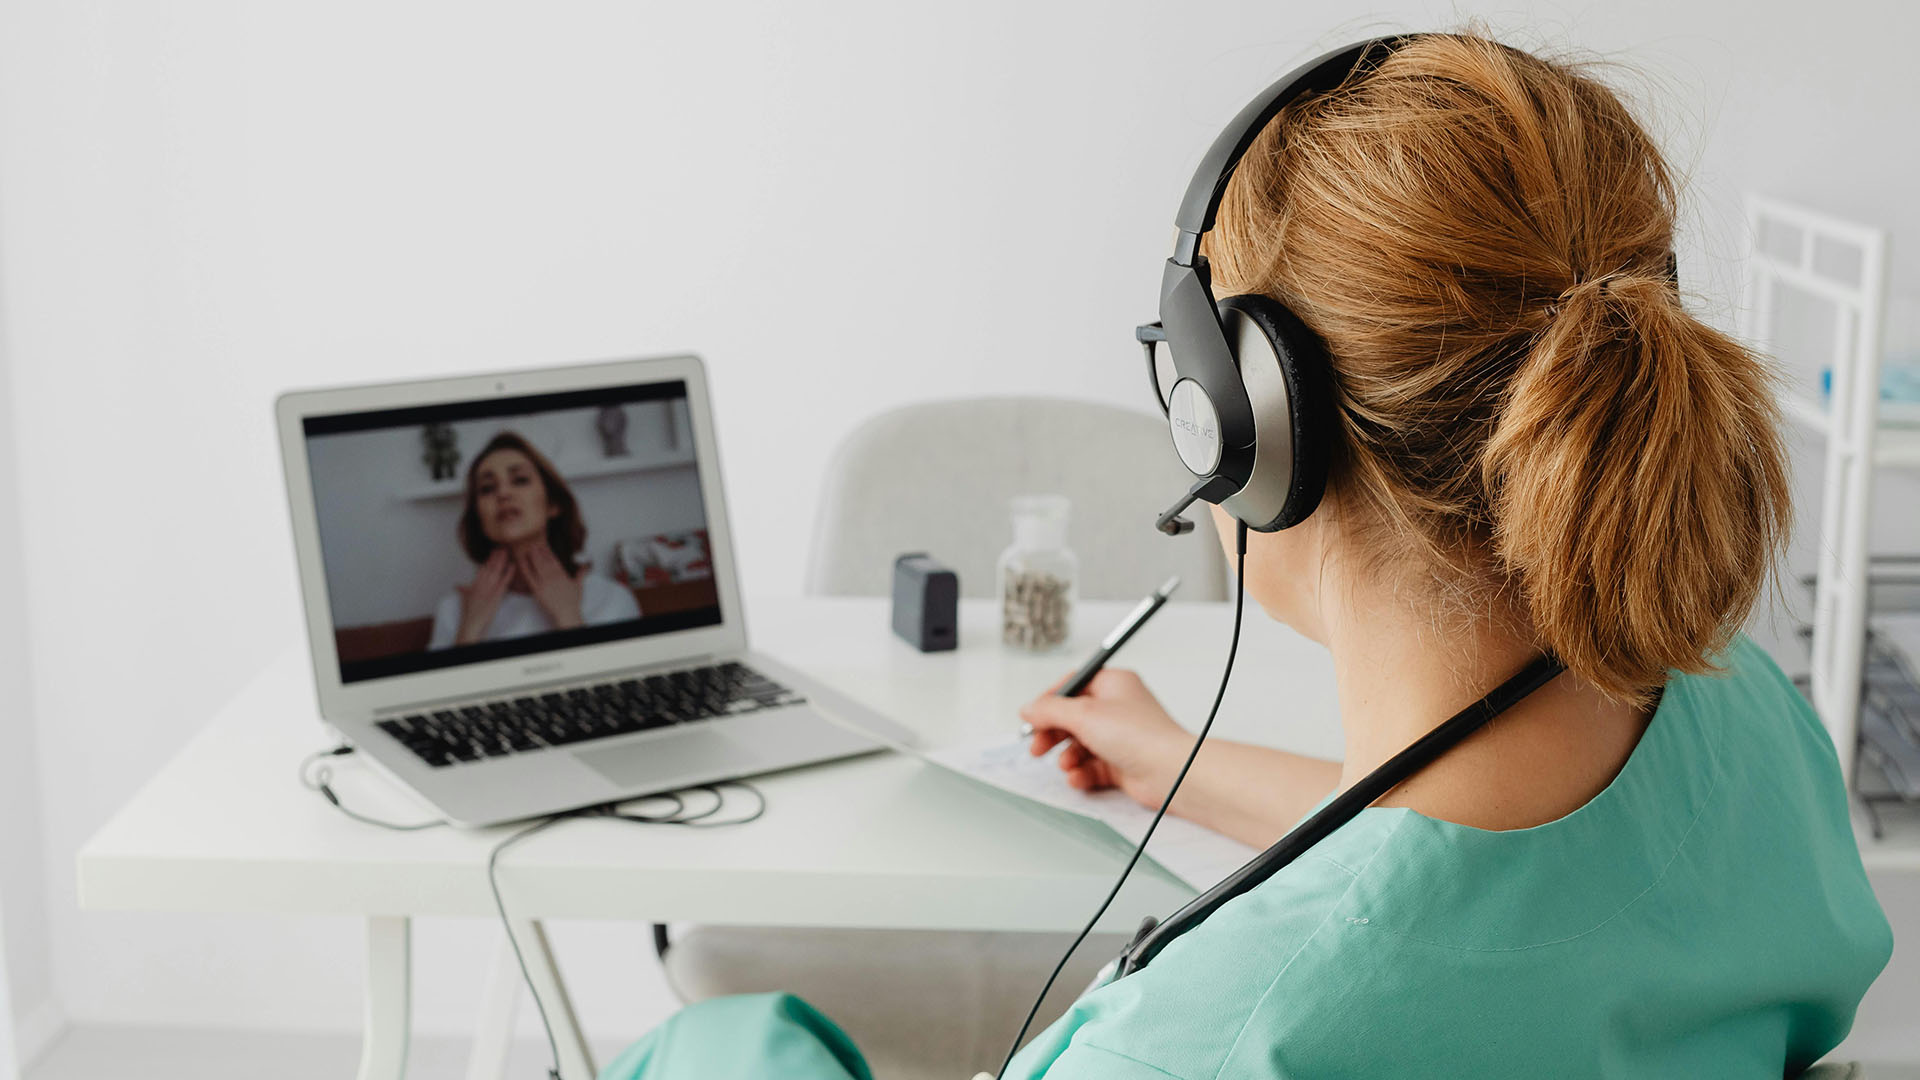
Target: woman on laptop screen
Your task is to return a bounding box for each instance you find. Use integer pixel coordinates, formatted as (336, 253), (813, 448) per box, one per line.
(428, 431), (641, 649)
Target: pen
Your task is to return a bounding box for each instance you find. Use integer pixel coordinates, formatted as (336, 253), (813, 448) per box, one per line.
(1019, 575), (1181, 739)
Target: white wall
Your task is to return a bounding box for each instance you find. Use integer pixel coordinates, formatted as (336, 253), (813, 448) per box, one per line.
(0, 914), (15, 1080)
(1, 0), (1917, 1058)
(0, 227), (56, 1065)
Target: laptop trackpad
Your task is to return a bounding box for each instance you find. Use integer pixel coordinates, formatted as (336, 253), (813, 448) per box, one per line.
(573, 711), (870, 791)
(574, 729), (751, 790)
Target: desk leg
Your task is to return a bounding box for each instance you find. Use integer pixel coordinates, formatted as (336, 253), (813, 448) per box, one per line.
(357, 916), (411, 1080)
(510, 918), (595, 1080)
(465, 935), (523, 1080)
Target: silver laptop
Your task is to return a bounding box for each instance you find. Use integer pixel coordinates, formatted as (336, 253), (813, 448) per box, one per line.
(276, 354), (914, 827)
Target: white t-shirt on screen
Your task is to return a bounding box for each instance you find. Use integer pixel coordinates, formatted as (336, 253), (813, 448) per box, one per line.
(427, 573), (642, 651)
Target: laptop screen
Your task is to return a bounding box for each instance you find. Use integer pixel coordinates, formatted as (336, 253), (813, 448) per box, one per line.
(302, 380), (722, 684)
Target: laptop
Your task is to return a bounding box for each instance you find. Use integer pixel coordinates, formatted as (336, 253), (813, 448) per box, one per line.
(276, 354), (915, 827)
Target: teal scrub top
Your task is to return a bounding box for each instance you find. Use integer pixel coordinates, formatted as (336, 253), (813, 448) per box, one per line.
(1007, 636), (1892, 1079)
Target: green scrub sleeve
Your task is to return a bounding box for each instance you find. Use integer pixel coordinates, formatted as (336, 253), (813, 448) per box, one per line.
(597, 992), (873, 1080)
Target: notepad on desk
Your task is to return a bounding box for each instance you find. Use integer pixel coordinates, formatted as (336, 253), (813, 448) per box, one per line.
(921, 737), (1261, 889)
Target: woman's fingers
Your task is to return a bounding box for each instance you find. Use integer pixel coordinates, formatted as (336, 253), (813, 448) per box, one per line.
(1059, 741), (1090, 770)
(521, 542), (550, 575)
(1045, 729), (1118, 793)
(1056, 744), (1115, 785)
(1085, 667), (1146, 695)
(521, 545), (550, 587)
(1020, 692), (1084, 734)
(531, 542), (566, 583)
(1063, 762), (1113, 792)
(1028, 725), (1078, 755)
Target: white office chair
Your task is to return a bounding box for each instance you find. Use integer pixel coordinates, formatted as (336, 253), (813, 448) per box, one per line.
(660, 397), (1226, 1080)
(802, 396), (1229, 601)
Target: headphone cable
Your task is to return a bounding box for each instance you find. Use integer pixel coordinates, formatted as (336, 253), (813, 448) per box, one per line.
(996, 520), (1248, 1078)
(486, 815), (575, 1080)
(299, 746), (448, 831)
(300, 746), (767, 1080)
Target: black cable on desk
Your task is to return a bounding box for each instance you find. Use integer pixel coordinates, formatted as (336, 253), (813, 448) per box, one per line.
(298, 747), (448, 831)
(487, 787), (769, 1079)
(299, 745), (769, 1079)
(632, 781), (771, 965)
(614, 781), (766, 828)
(487, 814), (577, 1080)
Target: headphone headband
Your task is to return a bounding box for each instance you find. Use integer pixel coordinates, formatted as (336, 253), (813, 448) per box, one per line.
(1172, 36), (1408, 259)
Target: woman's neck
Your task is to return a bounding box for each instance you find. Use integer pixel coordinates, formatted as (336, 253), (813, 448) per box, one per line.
(1321, 579), (1651, 832)
(502, 540), (540, 593)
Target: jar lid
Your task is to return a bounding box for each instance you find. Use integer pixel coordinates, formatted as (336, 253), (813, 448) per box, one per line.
(1011, 494), (1069, 548)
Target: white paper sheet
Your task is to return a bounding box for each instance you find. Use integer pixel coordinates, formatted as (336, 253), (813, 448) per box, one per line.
(921, 736), (1260, 889)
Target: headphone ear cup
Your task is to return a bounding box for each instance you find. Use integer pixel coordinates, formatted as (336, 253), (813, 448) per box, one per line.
(1214, 294), (1335, 530)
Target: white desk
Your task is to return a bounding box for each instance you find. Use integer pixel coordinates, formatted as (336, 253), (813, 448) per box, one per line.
(76, 597), (1345, 1080)
(76, 596), (1920, 1079)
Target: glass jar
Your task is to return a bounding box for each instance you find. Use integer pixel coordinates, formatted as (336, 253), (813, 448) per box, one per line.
(999, 494), (1078, 651)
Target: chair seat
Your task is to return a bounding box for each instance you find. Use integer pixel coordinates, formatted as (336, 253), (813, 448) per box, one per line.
(664, 926), (1126, 1080)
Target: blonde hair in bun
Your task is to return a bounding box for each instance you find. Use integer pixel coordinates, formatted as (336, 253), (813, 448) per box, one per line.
(1204, 31), (1789, 702)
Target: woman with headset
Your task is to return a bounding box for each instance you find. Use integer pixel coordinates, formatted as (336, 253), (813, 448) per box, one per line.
(600, 31), (1890, 1080)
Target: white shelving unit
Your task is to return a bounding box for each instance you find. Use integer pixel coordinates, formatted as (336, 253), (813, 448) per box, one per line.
(392, 445), (696, 502)
(1741, 195), (1895, 787)
(1780, 394), (1920, 469)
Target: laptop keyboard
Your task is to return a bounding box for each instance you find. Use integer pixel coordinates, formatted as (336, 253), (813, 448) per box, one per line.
(376, 661), (806, 768)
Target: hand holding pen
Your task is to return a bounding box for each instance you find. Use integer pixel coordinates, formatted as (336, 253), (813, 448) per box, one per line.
(1020, 575), (1179, 733)
(1016, 577), (1192, 805)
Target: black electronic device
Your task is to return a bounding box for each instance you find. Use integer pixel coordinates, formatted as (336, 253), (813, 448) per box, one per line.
(892, 553), (958, 652)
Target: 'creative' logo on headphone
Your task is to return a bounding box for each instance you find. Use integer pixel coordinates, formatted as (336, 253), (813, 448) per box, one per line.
(1167, 380), (1224, 475)
(1172, 415), (1215, 440)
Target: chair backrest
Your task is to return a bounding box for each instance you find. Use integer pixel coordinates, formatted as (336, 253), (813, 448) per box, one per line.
(806, 397), (1228, 601)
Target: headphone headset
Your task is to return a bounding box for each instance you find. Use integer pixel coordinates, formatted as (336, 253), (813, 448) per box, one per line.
(1141, 34), (1678, 539)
